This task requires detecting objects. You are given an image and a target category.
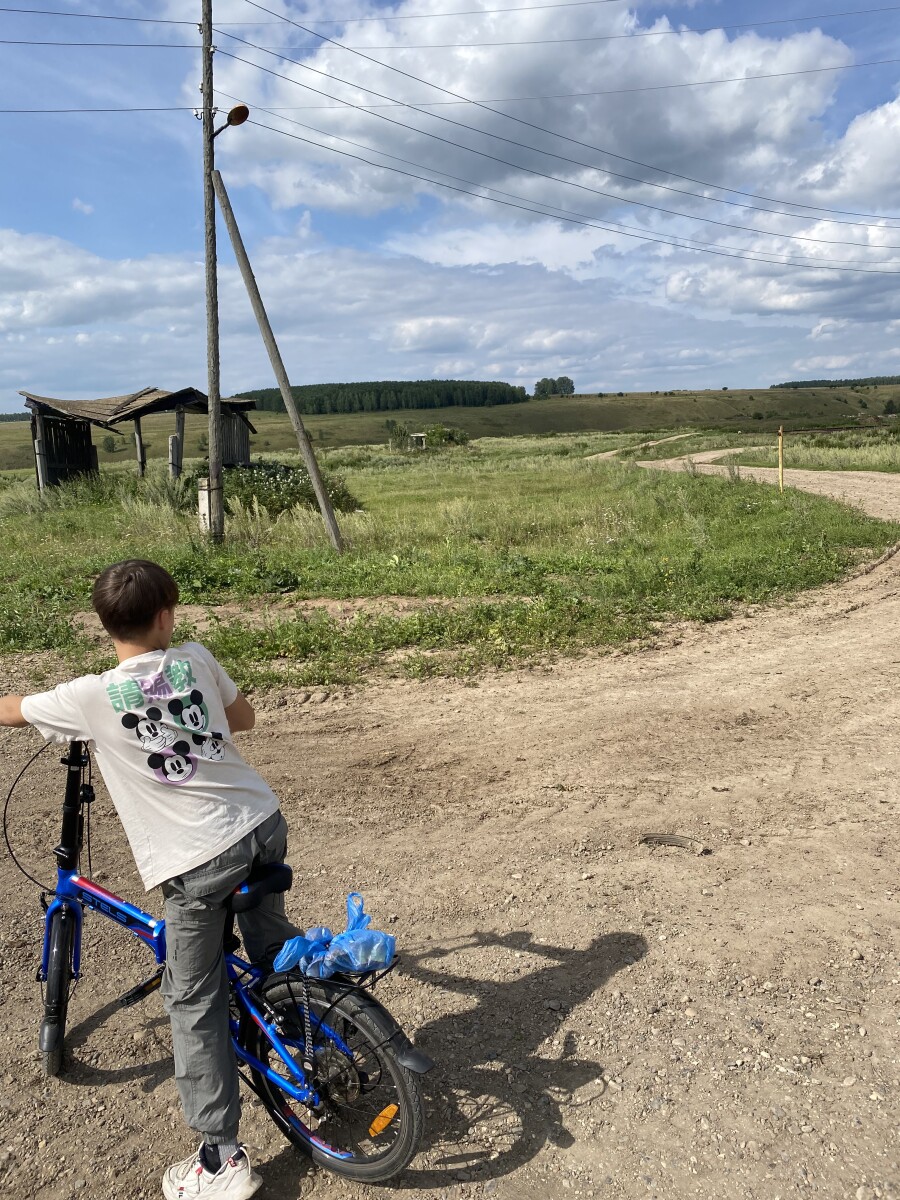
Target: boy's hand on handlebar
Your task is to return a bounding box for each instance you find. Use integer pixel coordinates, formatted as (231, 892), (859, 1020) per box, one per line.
(0, 696), (27, 727)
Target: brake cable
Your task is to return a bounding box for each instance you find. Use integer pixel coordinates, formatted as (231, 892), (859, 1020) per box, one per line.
(2, 741), (53, 891)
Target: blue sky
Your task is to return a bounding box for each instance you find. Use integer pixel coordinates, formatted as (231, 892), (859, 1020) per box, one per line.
(2, 0), (900, 410)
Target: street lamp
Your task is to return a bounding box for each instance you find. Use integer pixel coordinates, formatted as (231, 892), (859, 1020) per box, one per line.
(213, 104), (250, 139)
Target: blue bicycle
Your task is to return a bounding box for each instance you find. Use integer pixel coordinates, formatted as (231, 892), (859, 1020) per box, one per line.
(34, 742), (432, 1184)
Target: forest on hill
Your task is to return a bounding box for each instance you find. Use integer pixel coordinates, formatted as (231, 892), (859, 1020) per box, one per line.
(237, 379), (528, 415)
(776, 375), (900, 389)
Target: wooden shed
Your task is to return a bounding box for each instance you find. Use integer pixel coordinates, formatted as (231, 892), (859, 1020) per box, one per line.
(19, 386), (257, 489)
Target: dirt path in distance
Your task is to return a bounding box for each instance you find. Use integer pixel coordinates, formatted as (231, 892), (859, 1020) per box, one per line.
(1, 462), (900, 1200)
(586, 431), (693, 461)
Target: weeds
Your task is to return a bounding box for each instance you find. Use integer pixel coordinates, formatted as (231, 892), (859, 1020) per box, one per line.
(0, 438), (896, 684)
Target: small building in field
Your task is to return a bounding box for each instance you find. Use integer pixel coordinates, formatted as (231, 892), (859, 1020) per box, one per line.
(19, 386), (256, 490)
(409, 432), (427, 450)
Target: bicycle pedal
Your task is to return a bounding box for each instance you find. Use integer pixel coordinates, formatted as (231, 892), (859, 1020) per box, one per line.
(119, 968), (164, 1008)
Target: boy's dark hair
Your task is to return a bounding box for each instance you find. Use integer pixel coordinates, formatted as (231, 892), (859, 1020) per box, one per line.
(92, 560), (179, 640)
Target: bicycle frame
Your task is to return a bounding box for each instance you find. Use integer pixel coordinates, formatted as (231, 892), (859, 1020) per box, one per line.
(39, 742), (325, 1110)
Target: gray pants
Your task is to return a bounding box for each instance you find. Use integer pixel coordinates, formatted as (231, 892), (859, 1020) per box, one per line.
(160, 810), (302, 1143)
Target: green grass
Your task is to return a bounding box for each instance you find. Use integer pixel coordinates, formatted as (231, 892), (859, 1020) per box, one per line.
(620, 431), (780, 461)
(733, 427), (900, 473)
(0, 434), (896, 685)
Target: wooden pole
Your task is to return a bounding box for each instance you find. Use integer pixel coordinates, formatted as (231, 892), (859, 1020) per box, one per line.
(169, 435), (181, 480)
(201, 0), (225, 541)
(175, 407), (185, 475)
(134, 417), (146, 478)
(211, 169), (345, 552)
(33, 410), (49, 492)
(778, 425), (784, 493)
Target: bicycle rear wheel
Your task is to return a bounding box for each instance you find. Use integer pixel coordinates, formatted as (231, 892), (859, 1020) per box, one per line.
(40, 907), (75, 1077)
(243, 976), (424, 1183)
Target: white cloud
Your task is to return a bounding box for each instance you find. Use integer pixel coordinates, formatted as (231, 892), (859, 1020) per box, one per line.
(72, 198), (94, 216)
(809, 319), (850, 341)
(8, 222), (900, 409)
(792, 355), (857, 372)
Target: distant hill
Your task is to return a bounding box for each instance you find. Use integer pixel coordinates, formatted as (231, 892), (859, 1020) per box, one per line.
(238, 379), (528, 415)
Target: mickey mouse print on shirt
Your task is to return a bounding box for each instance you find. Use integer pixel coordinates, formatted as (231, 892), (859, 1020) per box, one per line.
(193, 731), (226, 761)
(121, 708), (178, 754)
(168, 689), (209, 733)
(147, 740), (198, 785)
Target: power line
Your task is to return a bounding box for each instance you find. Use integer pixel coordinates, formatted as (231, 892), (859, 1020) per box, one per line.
(225, 57), (900, 107)
(0, 6), (285, 22)
(3, 55), (898, 115)
(248, 5), (900, 49)
(244, 0), (632, 20)
(218, 92), (899, 267)
(0, 38), (197, 46)
(239, 0), (900, 222)
(0, 0), (630, 23)
(0, 105), (197, 112)
(245, 116), (900, 273)
(218, 37), (900, 231)
(219, 55), (900, 251)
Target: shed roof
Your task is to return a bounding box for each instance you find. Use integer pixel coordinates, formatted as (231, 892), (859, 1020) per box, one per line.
(19, 387), (256, 430)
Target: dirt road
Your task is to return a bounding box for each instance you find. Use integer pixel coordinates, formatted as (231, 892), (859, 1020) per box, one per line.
(1, 466), (899, 1200)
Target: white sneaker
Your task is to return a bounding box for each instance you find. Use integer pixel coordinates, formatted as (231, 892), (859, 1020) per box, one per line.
(161, 1147), (262, 1200)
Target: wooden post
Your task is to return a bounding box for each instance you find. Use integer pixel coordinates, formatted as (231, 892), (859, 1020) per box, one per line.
(212, 169), (344, 552)
(169, 435), (181, 480)
(175, 407), (185, 475)
(778, 425), (784, 493)
(198, 476), (211, 533)
(33, 410), (49, 492)
(134, 417), (146, 477)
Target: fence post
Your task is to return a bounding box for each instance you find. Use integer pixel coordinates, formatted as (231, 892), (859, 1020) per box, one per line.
(169, 435), (181, 480)
(33, 410), (49, 492)
(134, 417), (146, 478)
(198, 477), (210, 533)
(175, 408), (185, 475)
(778, 425), (784, 493)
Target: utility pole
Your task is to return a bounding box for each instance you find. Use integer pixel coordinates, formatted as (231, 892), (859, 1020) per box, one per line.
(201, 0), (224, 540)
(212, 169), (345, 552)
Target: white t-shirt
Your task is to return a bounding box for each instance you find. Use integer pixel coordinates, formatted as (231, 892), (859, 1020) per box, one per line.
(21, 642), (279, 891)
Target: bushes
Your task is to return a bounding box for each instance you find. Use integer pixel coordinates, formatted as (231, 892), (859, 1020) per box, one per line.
(217, 463), (360, 516)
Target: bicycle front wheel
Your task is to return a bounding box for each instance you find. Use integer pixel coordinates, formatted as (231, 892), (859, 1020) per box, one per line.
(243, 975), (424, 1183)
(40, 907), (75, 1077)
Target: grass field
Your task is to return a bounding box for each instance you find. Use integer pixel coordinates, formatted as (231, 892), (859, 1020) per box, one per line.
(0, 434), (896, 687)
(733, 427), (900, 473)
(2, 382), (898, 471)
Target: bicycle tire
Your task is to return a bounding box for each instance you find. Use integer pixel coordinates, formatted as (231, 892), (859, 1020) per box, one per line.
(41, 907), (75, 1077)
(242, 975), (424, 1183)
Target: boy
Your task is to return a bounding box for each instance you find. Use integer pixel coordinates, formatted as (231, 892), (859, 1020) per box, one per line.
(0, 559), (300, 1199)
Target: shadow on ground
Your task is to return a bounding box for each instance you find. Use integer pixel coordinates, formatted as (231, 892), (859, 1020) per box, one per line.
(265, 927), (647, 1192)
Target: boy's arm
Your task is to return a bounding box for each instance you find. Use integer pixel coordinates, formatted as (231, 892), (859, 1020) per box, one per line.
(0, 696), (27, 727)
(224, 691), (255, 733)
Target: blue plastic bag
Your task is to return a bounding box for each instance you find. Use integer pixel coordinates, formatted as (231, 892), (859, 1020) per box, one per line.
(273, 893), (395, 978)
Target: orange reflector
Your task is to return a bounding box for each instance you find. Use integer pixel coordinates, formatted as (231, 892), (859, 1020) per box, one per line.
(368, 1104), (399, 1137)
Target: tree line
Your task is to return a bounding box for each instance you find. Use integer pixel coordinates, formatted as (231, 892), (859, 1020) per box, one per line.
(775, 376), (900, 389)
(238, 379), (528, 415)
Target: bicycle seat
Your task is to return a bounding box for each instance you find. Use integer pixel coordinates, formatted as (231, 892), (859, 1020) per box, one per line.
(229, 863), (293, 914)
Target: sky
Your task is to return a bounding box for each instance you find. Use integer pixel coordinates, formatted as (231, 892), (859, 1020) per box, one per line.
(2, 0), (900, 411)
